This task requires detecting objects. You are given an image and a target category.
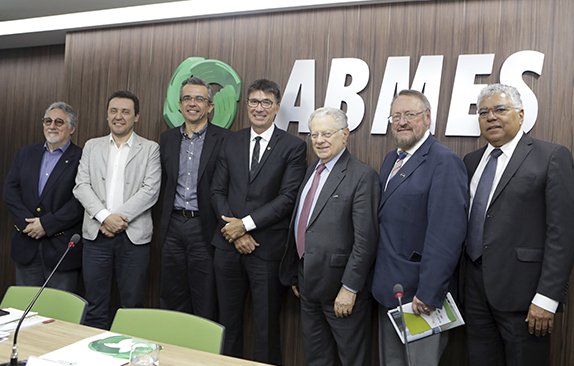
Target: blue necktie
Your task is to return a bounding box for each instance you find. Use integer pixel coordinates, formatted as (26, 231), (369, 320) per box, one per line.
(466, 148), (503, 261)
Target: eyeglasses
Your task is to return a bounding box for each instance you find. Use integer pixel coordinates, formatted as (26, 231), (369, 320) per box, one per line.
(247, 98), (275, 109)
(310, 128), (343, 140)
(42, 117), (66, 127)
(181, 95), (209, 103)
(388, 110), (426, 124)
(477, 105), (519, 119)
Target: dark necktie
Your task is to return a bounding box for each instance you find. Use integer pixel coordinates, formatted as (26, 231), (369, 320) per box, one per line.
(250, 136), (262, 179)
(296, 164), (326, 258)
(466, 148), (503, 261)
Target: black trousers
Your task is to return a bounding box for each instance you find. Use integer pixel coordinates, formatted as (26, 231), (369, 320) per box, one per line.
(82, 232), (150, 330)
(464, 256), (551, 366)
(214, 247), (284, 365)
(160, 212), (217, 320)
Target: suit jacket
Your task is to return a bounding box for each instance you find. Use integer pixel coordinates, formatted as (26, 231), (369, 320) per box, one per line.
(73, 132), (161, 244)
(464, 133), (574, 311)
(211, 126), (307, 261)
(372, 135), (468, 308)
(159, 122), (230, 245)
(3, 142), (84, 271)
(279, 149), (380, 301)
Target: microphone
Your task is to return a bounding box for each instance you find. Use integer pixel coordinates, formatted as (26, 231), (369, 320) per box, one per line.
(7, 233), (80, 366)
(393, 283), (412, 366)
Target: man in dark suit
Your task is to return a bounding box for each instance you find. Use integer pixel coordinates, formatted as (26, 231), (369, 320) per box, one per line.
(211, 79), (307, 364)
(279, 107), (379, 366)
(4, 102), (83, 293)
(371, 90), (468, 366)
(159, 76), (229, 320)
(463, 84), (574, 366)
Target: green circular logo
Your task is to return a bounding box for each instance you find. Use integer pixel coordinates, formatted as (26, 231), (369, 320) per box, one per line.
(163, 57), (242, 129)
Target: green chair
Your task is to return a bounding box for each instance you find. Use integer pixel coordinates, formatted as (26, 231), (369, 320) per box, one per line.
(110, 308), (225, 354)
(0, 286), (88, 324)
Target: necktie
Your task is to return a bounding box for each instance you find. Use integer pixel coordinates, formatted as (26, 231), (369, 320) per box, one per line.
(296, 164), (326, 258)
(250, 136), (262, 179)
(466, 148), (503, 261)
(385, 152), (407, 190)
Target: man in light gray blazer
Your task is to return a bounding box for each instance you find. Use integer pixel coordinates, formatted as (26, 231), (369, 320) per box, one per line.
(279, 107), (380, 366)
(73, 91), (161, 329)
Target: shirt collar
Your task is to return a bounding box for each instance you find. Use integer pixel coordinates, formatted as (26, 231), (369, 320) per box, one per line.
(251, 124), (275, 142)
(485, 130), (523, 158)
(43, 140), (71, 154)
(180, 122), (208, 139)
(321, 147), (346, 172)
(108, 132), (135, 147)
(397, 129), (430, 157)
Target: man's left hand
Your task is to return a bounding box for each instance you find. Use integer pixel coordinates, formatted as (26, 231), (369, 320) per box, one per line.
(334, 286), (357, 318)
(23, 217), (46, 239)
(526, 303), (554, 336)
(412, 295), (435, 316)
(221, 215), (246, 242)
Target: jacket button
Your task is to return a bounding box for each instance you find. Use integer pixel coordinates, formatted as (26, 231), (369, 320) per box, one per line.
(36, 207), (41, 212)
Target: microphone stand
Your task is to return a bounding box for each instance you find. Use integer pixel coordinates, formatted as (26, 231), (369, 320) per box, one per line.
(6, 234), (79, 366)
(393, 284), (412, 366)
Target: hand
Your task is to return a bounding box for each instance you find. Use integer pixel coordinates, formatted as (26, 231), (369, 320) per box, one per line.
(292, 285), (300, 298)
(526, 303), (554, 336)
(233, 233), (260, 254)
(103, 213), (129, 234)
(221, 216), (246, 242)
(334, 286), (357, 318)
(412, 295), (435, 316)
(23, 218), (46, 239)
(99, 224), (115, 238)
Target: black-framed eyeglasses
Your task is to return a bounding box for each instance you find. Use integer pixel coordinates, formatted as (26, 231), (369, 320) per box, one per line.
(247, 98), (275, 109)
(181, 95), (209, 103)
(42, 117), (66, 127)
(388, 110), (426, 124)
(476, 105), (519, 119)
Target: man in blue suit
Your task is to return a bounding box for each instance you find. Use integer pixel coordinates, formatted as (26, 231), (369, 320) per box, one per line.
(371, 90), (468, 366)
(4, 102), (83, 293)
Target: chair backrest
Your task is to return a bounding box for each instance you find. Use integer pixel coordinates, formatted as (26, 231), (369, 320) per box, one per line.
(0, 286), (88, 324)
(110, 308), (225, 354)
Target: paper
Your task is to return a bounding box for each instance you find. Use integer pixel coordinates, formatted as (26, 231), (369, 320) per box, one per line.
(41, 331), (151, 366)
(387, 292), (465, 344)
(0, 308), (47, 333)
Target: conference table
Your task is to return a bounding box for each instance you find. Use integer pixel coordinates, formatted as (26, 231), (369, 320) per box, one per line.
(0, 319), (268, 365)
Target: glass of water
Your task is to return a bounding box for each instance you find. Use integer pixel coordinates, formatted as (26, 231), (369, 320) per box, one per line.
(129, 342), (159, 366)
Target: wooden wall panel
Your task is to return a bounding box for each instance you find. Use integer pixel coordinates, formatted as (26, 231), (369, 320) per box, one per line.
(0, 44), (66, 297)
(2, 0), (574, 364)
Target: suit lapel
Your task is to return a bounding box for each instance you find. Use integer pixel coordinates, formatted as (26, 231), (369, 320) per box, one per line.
(168, 128), (183, 181)
(39, 144), (78, 201)
(249, 128), (279, 183)
(380, 136), (435, 209)
(126, 133), (143, 166)
(198, 123), (216, 183)
(490, 133), (532, 206)
(30, 144), (45, 202)
(308, 151), (350, 227)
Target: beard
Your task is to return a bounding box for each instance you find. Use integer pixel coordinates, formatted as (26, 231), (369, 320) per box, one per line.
(393, 127), (426, 151)
(45, 130), (62, 144)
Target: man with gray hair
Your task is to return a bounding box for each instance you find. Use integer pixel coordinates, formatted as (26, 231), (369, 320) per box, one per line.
(463, 83), (574, 366)
(159, 76), (230, 320)
(4, 102), (84, 293)
(372, 90), (468, 366)
(280, 107), (379, 366)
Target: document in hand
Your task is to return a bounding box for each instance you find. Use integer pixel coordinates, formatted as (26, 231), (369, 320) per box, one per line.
(387, 292), (464, 344)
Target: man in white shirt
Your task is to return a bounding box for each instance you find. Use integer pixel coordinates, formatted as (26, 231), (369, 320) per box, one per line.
(463, 84), (574, 366)
(73, 91), (161, 329)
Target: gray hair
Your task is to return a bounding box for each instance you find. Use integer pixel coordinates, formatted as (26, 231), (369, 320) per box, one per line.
(477, 84), (523, 110)
(308, 107), (348, 131)
(180, 77), (214, 103)
(45, 102), (78, 129)
(391, 89), (431, 112)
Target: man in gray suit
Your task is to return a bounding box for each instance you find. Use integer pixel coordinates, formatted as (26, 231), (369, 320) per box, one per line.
(280, 107), (380, 366)
(73, 90), (161, 329)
